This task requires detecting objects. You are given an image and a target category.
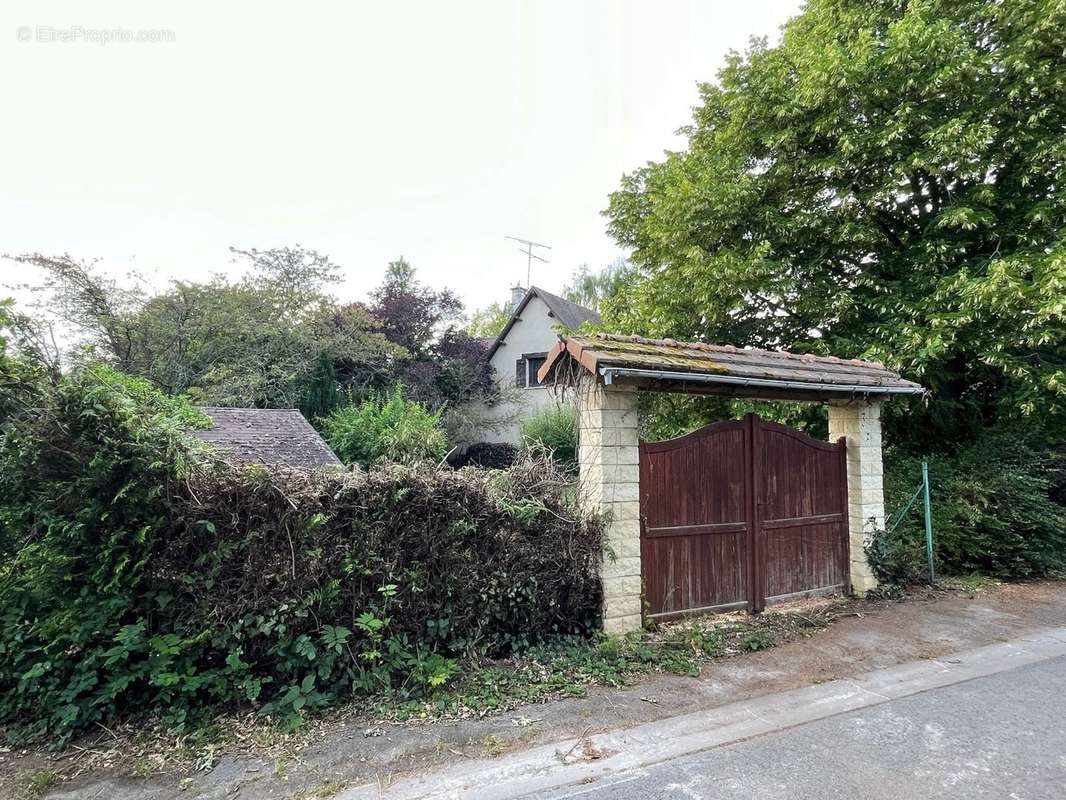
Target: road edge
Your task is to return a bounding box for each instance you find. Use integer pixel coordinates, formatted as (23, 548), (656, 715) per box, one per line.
(338, 626), (1066, 800)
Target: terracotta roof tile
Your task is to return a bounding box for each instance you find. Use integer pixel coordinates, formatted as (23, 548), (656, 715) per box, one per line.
(539, 333), (923, 396)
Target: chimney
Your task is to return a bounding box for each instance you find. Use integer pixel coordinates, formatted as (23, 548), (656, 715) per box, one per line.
(510, 285), (526, 310)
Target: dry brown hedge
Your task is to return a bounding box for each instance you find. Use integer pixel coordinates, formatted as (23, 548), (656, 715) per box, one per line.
(156, 457), (605, 658)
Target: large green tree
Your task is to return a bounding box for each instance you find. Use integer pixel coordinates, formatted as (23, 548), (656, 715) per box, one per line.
(563, 257), (631, 314)
(466, 301), (512, 339)
(9, 249), (402, 409)
(605, 0), (1066, 447)
(9, 251), (506, 440)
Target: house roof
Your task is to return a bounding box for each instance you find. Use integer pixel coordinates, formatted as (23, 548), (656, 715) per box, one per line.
(538, 333), (924, 399)
(192, 407), (343, 468)
(487, 287), (602, 360)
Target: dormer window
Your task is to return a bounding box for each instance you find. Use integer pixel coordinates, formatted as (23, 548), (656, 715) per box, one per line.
(515, 353), (548, 388)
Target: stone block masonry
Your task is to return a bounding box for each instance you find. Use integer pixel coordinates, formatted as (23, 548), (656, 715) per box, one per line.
(576, 376), (643, 634)
(827, 400), (884, 595)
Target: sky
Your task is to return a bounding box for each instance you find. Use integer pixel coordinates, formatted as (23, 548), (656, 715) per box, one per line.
(1, 0), (802, 317)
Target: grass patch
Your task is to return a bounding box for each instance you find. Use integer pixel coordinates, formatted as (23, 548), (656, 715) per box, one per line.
(288, 778), (349, 800)
(363, 604), (836, 723)
(14, 769), (59, 800)
(481, 734), (509, 758)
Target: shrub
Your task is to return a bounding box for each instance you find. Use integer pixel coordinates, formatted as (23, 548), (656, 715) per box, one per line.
(869, 431), (1066, 583)
(865, 518), (931, 586)
(0, 364), (208, 742)
(0, 367), (604, 745)
(520, 404), (578, 475)
(319, 388), (449, 468)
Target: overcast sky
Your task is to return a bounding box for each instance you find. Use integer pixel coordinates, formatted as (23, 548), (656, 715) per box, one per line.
(2, 0), (802, 316)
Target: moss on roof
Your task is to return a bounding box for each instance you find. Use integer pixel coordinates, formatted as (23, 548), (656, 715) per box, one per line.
(539, 333), (923, 395)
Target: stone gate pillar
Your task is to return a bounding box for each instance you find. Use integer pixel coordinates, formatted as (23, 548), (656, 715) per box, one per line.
(576, 375), (642, 634)
(827, 400), (884, 595)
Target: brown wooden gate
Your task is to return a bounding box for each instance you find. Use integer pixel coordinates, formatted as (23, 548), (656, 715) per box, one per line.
(639, 413), (849, 618)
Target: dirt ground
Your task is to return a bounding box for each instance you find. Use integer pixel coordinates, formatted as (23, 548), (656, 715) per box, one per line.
(7, 579), (1066, 800)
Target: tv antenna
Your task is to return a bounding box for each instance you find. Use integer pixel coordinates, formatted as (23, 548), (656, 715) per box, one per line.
(505, 235), (551, 287)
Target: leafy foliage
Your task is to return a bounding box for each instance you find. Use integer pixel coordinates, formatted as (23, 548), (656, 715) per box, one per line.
(8, 249), (402, 409)
(369, 260), (498, 428)
(0, 366), (604, 745)
(466, 301), (512, 339)
(0, 300), (48, 425)
(320, 389), (450, 468)
(636, 393), (827, 443)
(8, 252), (503, 439)
(562, 258), (630, 314)
(604, 0), (1066, 445)
(869, 430), (1066, 583)
(603, 0), (1066, 579)
(370, 258), (464, 355)
(0, 364), (207, 740)
(520, 404), (578, 475)
(299, 352), (342, 420)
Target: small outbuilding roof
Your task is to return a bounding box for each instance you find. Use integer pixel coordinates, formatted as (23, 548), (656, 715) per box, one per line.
(487, 287), (602, 359)
(538, 333), (923, 400)
(192, 407), (343, 468)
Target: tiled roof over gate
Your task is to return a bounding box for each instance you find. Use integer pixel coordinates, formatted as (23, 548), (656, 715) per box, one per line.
(192, 407), (342, 468)
(538, 333), (923, 397)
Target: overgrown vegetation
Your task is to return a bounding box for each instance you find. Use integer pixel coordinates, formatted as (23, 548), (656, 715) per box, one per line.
(450, 442), (519, 470)
(519, 404), (578, 475)
(0, 365), (603, 746)
(368, 608), (828, 723)
(869, 430), (1066, 583)
(0, 600), (843, 790)
(605, 0), (1066, 439)
(562, 257), (630, 314)
(466, 300), (512, 339)
(7, 250), (501, 443)
(320, 388), (449, 468)
(598, 0), (1065, 581)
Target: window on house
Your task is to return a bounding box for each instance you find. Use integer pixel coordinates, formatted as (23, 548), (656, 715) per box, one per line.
(526, 356), (547, 387)
(515, 353), (548, 388)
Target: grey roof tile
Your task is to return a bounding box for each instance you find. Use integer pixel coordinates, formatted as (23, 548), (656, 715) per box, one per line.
(192, 407), (342, 468)
(530, 287), (603, 332)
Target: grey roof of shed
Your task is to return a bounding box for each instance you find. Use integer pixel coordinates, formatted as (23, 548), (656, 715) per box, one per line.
(192, 407), (342, 468)
(539, 333), (924, 399)
(487, 287), (602, 359)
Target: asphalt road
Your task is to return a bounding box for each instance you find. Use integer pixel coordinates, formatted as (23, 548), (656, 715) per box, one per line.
(537, 655), (1066, 800)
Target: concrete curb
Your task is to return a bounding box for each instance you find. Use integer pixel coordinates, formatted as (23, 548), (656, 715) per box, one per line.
(338, 626), (1066, 800)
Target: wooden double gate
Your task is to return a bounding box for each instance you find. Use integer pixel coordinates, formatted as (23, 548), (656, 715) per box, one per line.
(639, 413), (849, 618)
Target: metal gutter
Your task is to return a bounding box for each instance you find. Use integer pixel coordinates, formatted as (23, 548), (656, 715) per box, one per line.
(599, 367), (924, 396)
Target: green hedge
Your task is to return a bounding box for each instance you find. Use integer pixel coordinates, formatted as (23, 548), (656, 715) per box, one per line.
(0, 365), (604, 745)
(868, 431), (1066, 583)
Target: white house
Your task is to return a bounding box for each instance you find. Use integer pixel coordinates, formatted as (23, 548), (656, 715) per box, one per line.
(479, 285), (601, 444)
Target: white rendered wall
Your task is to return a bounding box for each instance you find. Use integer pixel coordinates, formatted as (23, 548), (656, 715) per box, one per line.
(479, 295), (567, 445)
